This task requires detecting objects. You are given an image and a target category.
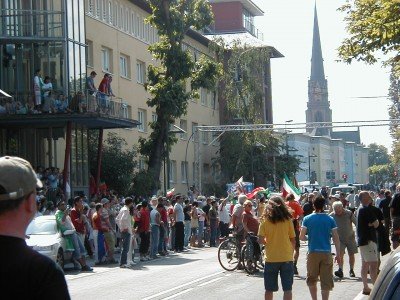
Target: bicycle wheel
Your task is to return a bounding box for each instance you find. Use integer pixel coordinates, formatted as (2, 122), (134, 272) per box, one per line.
(218, 239), (240, 271)
(241, 245), (257, 275)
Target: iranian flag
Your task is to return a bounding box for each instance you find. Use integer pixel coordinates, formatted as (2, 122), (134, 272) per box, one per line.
(166, 188), (175, 198)
(281, 174), (301, 201)
(246, 187), (268, 199)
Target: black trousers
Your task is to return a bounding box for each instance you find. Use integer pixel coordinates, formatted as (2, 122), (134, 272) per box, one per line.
(175, 222), (184, 251)
(139, 231), (150, 255)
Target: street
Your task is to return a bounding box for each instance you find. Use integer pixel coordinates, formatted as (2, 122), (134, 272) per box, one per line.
(65, 241), (390, 300)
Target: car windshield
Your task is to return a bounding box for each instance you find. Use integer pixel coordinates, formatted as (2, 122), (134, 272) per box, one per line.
(26, 218), (58, 235)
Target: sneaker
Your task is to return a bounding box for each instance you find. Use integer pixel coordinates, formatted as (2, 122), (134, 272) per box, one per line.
(128, 261), (137, 266)
(81, 265), (93, 272)
(349, 269), (356, 277)
(120, 264), (133, 269)
(293, 265), (299, 275)
(334, 269), (344, 278)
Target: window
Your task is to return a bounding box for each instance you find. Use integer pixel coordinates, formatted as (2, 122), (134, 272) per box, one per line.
(119, 54), (130, 78)
(136, 60), (145, 84)
(112, 3), (118, 26)
(138, 157), (146, 170)
(169, 160), (177, 183)
(96, 0), (101, 18)
(119, 6), (123, 29)
(152, 113), (157, 123)
(124, 10), (129, 31)
(201, 88), (207, 106)
(107, 1), (112, 24)
(102, 0), (107, 20)
(138, 109), (147, 132)
(192, 122), (198, 142)
(181, 161), (188, 183)
(101, 47), (112, 72)
(179, 119), (187, 139)
(86, 40), (93, 67)
(88, 0), (95, 15)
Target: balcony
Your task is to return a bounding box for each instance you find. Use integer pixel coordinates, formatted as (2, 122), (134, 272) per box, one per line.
(0, 90), (138, 129)
(0, 9), (63, 39)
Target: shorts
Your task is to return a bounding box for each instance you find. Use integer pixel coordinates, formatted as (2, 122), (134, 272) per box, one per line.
(359, 241), (378, 262)
(340, 237), (358, 255)
(264, 261), (294, 292)
(306, 252), (334, 291)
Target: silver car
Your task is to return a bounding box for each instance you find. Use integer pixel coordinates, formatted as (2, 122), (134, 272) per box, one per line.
(26, 215), (73, 270)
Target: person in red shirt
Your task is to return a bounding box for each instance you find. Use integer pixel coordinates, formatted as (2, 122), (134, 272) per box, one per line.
(138, 201), (150, 261)
(92, 203), (108, 265)
(70, 196), (86, 241)
(285, 193), (304, 275)
(158, 197), (168, 255)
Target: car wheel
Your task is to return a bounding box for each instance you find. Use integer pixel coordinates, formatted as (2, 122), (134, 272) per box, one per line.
(57, 248), (65, 270)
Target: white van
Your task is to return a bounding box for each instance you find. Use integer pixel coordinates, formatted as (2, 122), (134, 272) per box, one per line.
(329, 184), (358, 196)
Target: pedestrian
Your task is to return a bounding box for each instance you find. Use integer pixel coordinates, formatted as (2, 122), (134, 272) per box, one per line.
(100, 198), (117, 263)
(285, 193), (304, 275)
(390, 184), (400, 249)
(33, 69), (43, 110)
(356, 191), (380, 295)
(302, 193), (314, 217)
(208, 199), (219, 247)
(300, 196), (341, 300)
(173, 195), (185, 252)
(150, 202), (161, 259)
(379, 190), (392, 239)
(190, 202), (199, 247)
(138, 200), (151, 261)
(158, 198), (168, 255)
(258, 196), (296, 300)
(218, 196), (230, 238)
(329, 201), (357, 278)
(183, 199), (192, 247)
(0, 156), (70, 299)
(196, 197), (206, 247)
(92, 203), (107, 265)
(116, 197), (135, 268)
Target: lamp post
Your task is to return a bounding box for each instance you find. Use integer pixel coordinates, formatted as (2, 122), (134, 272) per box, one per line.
(308, 153), (317, 183)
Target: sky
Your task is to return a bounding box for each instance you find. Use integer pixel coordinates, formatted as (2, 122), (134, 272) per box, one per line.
(252, 0), (392, 151)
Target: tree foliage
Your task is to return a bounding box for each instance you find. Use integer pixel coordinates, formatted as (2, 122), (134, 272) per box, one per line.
(139, 0), (222, 192)
(88, 131), (137, 195)
(388, 69), (400, 164)
(368, 142), (390, 165)
(337, 0), (400, 75)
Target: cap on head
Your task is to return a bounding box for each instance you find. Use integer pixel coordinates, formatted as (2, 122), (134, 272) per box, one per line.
(0, 156), (42, 201)
(238, 194), (247, 205)
(101, 198), (109, 205)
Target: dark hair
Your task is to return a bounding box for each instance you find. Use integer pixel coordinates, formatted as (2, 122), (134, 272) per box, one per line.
(286, 193), (295, 201)
(157, 203), (164, 209)
(192, 201), (199, 207)
(263, 196), (292, 223)
(313, 196), (325, 211)
(385, 190), (391, 197)
(73, 196), (82, 205)
(125, 197), (133, 206)
(95, 203), (103, 211)
(141, 201), (148, 208)
(90, 71), (97, 76)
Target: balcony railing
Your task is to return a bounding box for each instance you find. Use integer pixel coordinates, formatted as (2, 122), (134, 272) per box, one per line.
(0, 90), (132, 121)
(0, 9), (63, 38)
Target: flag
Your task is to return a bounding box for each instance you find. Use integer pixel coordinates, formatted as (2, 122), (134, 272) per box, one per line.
(235, 176), (244, 194)
(282, 174), (301, 201)
(246, 187), (267, 199)
(166, 187), (175, 197)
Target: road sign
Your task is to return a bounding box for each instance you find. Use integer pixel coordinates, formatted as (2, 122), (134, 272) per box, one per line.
(342, 174), (348, 179)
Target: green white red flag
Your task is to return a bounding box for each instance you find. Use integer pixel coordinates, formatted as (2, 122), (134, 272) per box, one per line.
(281, 174), (301, 201)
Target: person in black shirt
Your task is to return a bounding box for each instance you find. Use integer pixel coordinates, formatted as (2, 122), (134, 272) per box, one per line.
(389, 185), (400, 249)
(0, 156), (70, 299)
(202, 197), (212, 245)
(379, 190), (392, 240)
(302, 193), (314, 217)
(357, 191), (379, 296)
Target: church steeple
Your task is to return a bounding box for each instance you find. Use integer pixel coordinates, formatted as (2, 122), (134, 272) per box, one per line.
(310, 3), (325, 84)
(306, 3), (332, 136)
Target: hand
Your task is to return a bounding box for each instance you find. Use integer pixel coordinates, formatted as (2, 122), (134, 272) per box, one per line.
(335, 255), (342, 265)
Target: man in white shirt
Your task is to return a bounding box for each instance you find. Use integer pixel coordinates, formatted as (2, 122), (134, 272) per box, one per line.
(173, 195), (185, 252)
(218, 197), (230, 238)
(116, 197), (134, 268)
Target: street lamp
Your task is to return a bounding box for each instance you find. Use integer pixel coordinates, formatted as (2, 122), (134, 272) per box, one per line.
(308, 153), (317, 183)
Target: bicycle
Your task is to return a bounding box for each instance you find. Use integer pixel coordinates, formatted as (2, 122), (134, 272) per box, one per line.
(241, 232), (265, 275)
(217, 230), (265, 275)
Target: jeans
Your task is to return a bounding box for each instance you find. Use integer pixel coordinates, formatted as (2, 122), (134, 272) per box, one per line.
(198, 221), (204, 244)
(139, 231), (150, 256)
(71, 232), (86, 260)
(169, 225), (176, 250)
(151, 225), (160, 258)
(210, 220), (218, 247)
(184, 220), (191, 247)
(119, 231), (131, 265)
(93, 230), (106, 263)
(158, 224), (166, 253)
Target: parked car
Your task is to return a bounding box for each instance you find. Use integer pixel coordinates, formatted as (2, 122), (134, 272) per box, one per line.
(329, 184), (358, 196)
(369, 247), (400, 299)
(26, 215), (73, 270)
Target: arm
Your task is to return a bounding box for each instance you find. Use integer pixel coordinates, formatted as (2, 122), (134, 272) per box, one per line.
(331, 228), (342, 265)
(299, 227), (307, 241)
(290, 237), (296, 249)
(369, 219), (379, 229)
(242, 214), (250, 234)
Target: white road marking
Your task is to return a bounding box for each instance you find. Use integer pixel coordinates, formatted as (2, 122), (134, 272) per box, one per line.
(141, 271), (224, 300)
(197, 277), (223, 287)
(160, 288), (194, 300)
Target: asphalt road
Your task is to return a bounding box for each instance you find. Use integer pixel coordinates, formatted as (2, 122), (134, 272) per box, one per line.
(65, 242), (390, 300)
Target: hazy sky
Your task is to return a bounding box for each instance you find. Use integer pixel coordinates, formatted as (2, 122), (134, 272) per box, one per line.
(253, 0), (392, 151)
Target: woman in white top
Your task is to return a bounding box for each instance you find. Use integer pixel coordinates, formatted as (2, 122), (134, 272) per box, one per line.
(33, 69), (43, 109)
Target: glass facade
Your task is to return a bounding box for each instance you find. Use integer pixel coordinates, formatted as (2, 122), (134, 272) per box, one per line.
(0, 0), (86, 103)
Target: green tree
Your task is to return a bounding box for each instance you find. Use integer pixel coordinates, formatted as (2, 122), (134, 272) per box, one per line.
(388, 70), (400, 164)
(88, 131), (137, 195)
(139, 0), (221, 191)
(337, 0), (400, 75)
(368, 143), (390, 165)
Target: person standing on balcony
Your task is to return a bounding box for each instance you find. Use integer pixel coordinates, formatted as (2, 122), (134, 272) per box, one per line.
(86, 71), (97, 111)
(98, 74), (109, 112)
(33, 69), (43, 111)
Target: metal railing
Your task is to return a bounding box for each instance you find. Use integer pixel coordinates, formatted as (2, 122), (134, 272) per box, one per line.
(0, 9), (63, 38)
(0, 89), (132, 120)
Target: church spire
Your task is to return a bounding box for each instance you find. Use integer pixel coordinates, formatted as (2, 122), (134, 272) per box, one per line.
(310, 3), (325, 84)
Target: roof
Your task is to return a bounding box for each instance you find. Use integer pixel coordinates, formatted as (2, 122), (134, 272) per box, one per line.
(206, 32), (284, 58)
(331, 130), (361, 144)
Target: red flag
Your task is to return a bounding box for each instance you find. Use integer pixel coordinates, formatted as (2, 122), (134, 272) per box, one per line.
(246, 187), (266, 199)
